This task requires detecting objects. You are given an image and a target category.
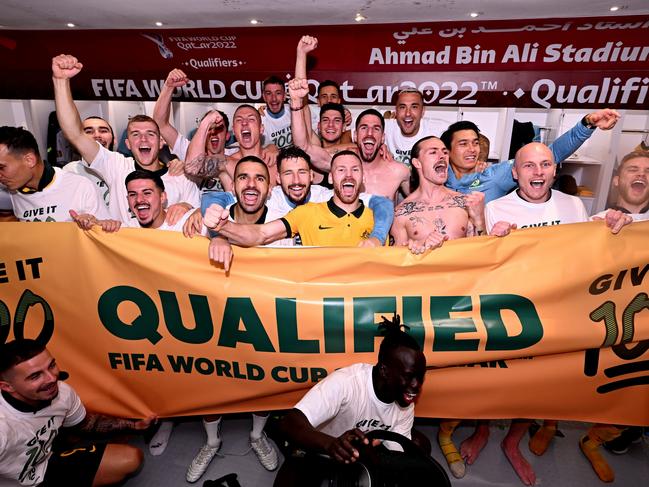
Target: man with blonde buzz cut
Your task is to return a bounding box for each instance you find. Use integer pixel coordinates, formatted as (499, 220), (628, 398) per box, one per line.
(479, 142), (632, 486)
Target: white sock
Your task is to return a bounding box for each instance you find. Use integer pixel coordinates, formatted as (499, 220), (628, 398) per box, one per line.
(250, 413), (268, 440)
(149, 420), (174, 456)
(203, 417), (223, 447)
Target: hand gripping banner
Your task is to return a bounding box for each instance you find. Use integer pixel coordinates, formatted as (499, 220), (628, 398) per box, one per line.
(0, 221), (648, 424)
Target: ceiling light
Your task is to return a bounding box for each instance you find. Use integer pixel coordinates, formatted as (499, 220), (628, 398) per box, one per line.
(609, 6), (619, 11)
(355, 13), (366, 22)
(469, 12), (480, 18)
(250, 19), (260, 25)
(155, 21), (164, 27)
(66, 23), (76, 28)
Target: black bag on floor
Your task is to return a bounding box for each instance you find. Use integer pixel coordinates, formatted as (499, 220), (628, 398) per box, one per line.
(203, 472), (240, 487)
(320, 430), (451, 487)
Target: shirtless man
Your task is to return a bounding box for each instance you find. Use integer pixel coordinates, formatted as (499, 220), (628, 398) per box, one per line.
(290, 79), (408, 201)
(391, 136), (485, 254)
(185, 105), (278, 192)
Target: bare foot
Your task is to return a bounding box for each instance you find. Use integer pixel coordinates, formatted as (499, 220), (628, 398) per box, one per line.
(460, 422), (490, 465)
(502, 437), (536, 486)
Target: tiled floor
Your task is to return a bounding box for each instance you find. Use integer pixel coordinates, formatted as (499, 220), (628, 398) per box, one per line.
(124, 417), (648, 486)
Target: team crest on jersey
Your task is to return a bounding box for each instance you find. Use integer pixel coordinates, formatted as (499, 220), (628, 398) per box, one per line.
(470, 179), (481, 188)
(361, 230), (371, 240)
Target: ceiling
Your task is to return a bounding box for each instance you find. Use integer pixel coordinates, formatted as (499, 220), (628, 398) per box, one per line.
(0, 0), (648, 29)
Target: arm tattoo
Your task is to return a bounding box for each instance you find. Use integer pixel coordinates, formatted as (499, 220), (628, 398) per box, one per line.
(185, 154), (226, 179)
(77, 413), (136, 434)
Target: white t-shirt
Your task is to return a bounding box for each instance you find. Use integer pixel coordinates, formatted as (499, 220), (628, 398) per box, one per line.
(295, 363), (414, 442)
(87, 145), (200, 226)
(261, 108), (292, 149)
(384, 118), (449, 166)
(10, 167), (109, 222)
(62, 160), (109, 206)
(485, 189), (590, 232)
(172, 134), (191, 161)
(0, 383), (86, 486)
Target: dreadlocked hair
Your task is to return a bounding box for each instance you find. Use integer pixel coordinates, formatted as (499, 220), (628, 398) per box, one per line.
(377, 314), (420, 364)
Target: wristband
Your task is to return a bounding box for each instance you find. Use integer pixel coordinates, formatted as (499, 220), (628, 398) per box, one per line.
(581, 115), (595, 130)
(290, 105), (304, 111)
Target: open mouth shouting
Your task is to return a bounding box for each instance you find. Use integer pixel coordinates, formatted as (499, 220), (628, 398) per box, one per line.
(400, 116), (416, 133)
(359, 137), (379, 161)
(135, 145), (156, 166)
(529, 178), (545, 189)
(630, 178), (647, 194)
(337, 178), (358, 202)
(434, 160), (447, 175)
(207, 135), (221, 152)
(239, 128), (253, 146)
(240, 188), (261, 209)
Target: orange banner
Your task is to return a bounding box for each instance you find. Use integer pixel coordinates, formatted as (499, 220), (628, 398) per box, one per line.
(0, 221), (648, 425)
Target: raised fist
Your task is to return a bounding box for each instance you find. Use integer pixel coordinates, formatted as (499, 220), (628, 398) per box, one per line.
(52, 54), (83, 79)
(297, 35), (318, 55)
(165, 69), (189, 88)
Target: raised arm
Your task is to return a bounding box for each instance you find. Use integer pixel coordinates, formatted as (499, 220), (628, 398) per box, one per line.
(295, 35), (317, 80)
(288, 78), (332, 171)
(185, 110), (229, 181)
(549, 108), (620, 163)
(152, 69), (189, 148)
(51, 54), (100, 163)
(295, 35), (319, 144)
(203, 204), (288, 246)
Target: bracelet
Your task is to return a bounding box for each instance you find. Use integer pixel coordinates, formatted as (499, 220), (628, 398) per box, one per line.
(290, 105), (304, 111)
(581, 115), (595, 129)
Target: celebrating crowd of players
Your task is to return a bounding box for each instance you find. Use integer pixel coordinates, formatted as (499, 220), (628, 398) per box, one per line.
(0, 34), (647, 487)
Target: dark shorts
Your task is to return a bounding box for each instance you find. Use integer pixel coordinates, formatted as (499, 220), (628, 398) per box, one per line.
(41, 442), (106, 487)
